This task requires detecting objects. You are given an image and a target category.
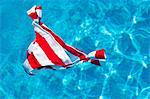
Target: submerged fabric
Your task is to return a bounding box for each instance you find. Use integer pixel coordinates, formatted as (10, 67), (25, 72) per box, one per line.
(0, 0), (150, 99)
(24, 6), (106, 74)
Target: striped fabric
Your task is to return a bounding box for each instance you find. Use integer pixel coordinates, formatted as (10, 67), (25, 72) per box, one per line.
(23, 5), (106, 75)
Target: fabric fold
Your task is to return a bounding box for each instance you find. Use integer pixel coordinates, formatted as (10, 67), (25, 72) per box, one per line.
(23, 5), (106, 75)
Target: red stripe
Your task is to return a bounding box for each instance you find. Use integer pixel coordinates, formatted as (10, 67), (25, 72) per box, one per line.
(40, 24), (86, 60)
(95, 49), (105, 59)
(36, 6), (42, 10)
(91, 59), (100, 66)
(35, 32), (65, 66)
(28, 12), (38, 20)
(27, 52), (41, 69)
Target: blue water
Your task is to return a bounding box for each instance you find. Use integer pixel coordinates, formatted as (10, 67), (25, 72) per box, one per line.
(0, 0), (150, 99)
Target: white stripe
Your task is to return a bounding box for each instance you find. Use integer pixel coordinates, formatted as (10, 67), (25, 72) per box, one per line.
(32, 42), (54, 66)
(33, 19), (39, 22)
(23, 59), (33, 74)
(27, 5), (36, 15)
(28, 42), (34, 53)
(41, 24), (49, 28)
(104, 52), (107, 59)
(36, 9), (42, 18)
(99, 59), (106, 61)
(87, 51), (96, 58)
(33, 22), (72, 64)
(42, 23), (86, 59)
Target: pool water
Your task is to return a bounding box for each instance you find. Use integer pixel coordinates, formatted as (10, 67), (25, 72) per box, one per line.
(0, 0), (150, 99)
